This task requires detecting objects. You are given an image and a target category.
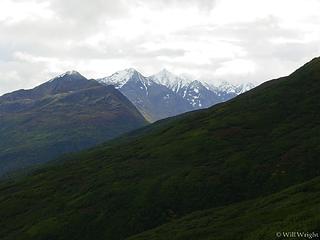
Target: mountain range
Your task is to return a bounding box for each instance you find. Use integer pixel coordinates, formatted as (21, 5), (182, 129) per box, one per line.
(0, 57), (319, 240)
(98, 68), (254, 121)
(0, 71), (147, 176)
(0, 68), (252, 176)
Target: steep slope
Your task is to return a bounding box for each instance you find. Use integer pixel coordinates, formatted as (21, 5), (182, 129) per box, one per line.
(0, 71), (147, 176)
(128, 176), (320, 240)
(0, 58), (320, 240)
(98, 69), (191, 121)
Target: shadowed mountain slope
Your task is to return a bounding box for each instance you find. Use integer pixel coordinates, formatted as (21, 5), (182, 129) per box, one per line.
(0, 71), (147, 176)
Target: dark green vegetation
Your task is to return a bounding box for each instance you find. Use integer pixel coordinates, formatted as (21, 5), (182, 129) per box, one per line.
(128, 177), (320, 240)
(0, 57), (320, 240)
(0, 71), (147, 176)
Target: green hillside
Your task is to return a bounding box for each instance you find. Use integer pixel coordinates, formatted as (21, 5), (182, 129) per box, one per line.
(128, 176), (320, 240)
(0, 58), (320, 239)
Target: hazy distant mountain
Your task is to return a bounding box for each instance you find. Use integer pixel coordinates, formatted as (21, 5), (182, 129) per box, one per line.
(0, 71), (147, 176)
(99, 68), (254, 121)
(150, 69), (232, 108)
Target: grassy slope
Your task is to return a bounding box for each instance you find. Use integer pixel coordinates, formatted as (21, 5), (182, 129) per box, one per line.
(0, 58), (320, 239)
(128, 176), (320, 240)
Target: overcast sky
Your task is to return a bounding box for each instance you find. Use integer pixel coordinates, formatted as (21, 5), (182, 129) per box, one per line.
(1, 0), (320, 94)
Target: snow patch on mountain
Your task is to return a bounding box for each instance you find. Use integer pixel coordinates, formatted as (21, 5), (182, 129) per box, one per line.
(98, 68), (154, 92)
(207, 81), (255, 95)
(98, 68), (137, 88)
(49, 70), (83, 82)
(149, 69), (192, 93)
(96, 68), (255, 120)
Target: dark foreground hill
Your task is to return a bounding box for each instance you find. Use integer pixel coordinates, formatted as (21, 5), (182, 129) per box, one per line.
(0, 58), (320, 240)
(0, 71), (147, 176)
(128, 176), (320, 240)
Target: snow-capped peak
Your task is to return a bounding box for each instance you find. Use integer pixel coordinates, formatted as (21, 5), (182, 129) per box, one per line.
(66, 70), (80, 75)
(150, 69), (191, 92)
(97, 68), (136, 88)
(205, 81), (255, 94)
(98, 68), (152, 89)
(59, 70), (82, 78)
(49, 70), (84, 82)
(112, 68), (139, 80)
(97, 67), (255, 97)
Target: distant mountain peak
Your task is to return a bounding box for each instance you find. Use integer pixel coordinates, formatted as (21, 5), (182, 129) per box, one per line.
(154, 68), (176, 78)
(124, 68), (138, 73)
(59, 70), (83, 78)
(113, 68), (138, 77)
(96, 68), (255, 121)
(65, 70), (81, 76)
(49, 70), (86, 83)
(205, 81), (255, 94)
(117, 68), (141, 79)
(150, 69), (191, 91)
(35, 70), (101, 97)
(158, 68), (173, 76)
(97, 68), (148, 89)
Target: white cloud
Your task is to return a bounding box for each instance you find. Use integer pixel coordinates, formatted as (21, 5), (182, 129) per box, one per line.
(0, 0), (54, 23)
(1, 0), (320, 94)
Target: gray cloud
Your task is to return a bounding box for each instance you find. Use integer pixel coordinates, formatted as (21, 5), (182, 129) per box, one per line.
(0, 0), (320, 94)
(144, 0), (216, 12)
(50, 0), (129, 24)
(170, 15), (320, 83)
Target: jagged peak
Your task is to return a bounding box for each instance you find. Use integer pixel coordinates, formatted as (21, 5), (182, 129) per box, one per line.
(114, 68), (141, 78)
(124, 68), (139, 73)
(98, 68), (147, 89)
(204, 81), (255, 94)
(59, 70), (83, 78)
(157, 68), (173, 76)
(153, 68), (176, 79)
(97, 67), (255, 95)
(150, 69), (191, 90)
(66, 70), (80, 75)
(109, 67), (142, 77)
